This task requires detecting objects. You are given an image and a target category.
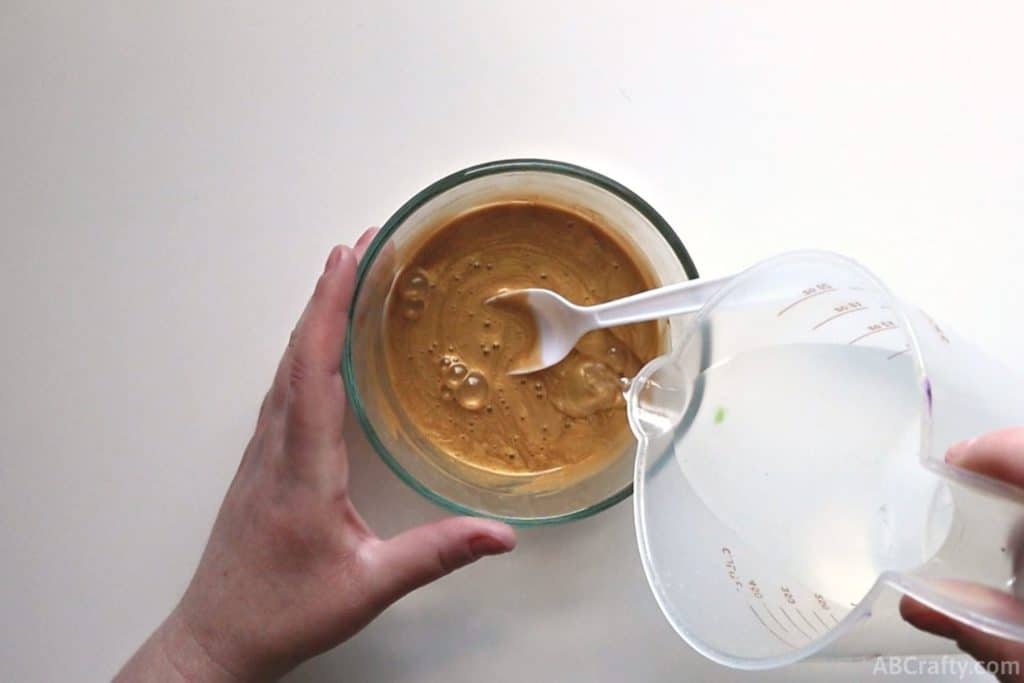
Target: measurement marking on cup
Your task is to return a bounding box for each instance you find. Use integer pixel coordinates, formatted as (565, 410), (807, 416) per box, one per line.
(848, 320), (899, 345)
(887, 346), (911, 361)
(795, 608), (819, 634)
(812, 302), (867, 330)
(814, 612), (830, 630)
(763, 605), (789, 633)
(830, 613), (841, 625)
(749, 605), (795, 648)
(780, 607), (812, 640)
(777, 283), (836, 317)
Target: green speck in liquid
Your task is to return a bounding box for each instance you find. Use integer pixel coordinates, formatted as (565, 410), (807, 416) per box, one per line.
(714, 407), (726, 424)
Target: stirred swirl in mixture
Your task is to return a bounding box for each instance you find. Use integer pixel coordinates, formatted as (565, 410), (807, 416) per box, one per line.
(384, 202), (661, 478)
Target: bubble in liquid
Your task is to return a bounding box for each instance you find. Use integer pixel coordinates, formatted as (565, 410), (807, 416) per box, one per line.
(403, 299), (425, 320)
(546, 358), (623, 418)
(440, 387), (454, 401)
(456, 371), (489, 411)
(444, 363), (468, 389)
(400, 268), (430, 302)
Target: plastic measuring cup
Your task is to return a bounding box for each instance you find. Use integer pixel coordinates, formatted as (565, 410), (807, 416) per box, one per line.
(628, 250), (1024, 669)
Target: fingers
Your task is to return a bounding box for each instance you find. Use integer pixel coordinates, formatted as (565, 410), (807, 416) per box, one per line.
(923, 430), (1024, 678)
(280, 245), (358, 448)
(354, 227), (378, 261)
(903, 432), (1024, 680)
(360, 517), (516, 609)
(946, 428), (1024, 489)
(954, 629), (1024, 678)
(294, 246), (358, 377)
(900, 597), (960, 639)
(262, 228), (377, 446)
(902, 597), (1024, 679)
(267, 228), (379, 416)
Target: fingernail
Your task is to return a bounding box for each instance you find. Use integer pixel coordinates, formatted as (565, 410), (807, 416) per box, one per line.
(469, 535), (513, 558)
(946, 438), (976, 465)
(324, 245), (342, 273)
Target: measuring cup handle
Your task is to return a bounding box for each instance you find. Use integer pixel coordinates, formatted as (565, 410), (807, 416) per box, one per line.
(588, 275), (734, 328)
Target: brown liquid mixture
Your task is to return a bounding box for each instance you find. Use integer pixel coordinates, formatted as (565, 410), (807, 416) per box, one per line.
(384, 203), (660, 478)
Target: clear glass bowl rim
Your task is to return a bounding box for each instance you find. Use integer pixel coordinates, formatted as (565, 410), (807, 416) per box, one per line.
(341, 158), (700, 525)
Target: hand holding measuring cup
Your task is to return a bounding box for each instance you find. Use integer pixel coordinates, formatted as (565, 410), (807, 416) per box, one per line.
(902, 428), (1024, 682)
(632, 251), (1024, 669)
(491, 250), (1024, 672)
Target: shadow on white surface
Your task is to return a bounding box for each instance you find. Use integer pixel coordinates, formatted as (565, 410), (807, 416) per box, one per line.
(285, 421), (980, 682)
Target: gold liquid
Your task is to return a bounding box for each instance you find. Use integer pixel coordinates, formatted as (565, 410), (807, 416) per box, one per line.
(383, 202), (661, 479)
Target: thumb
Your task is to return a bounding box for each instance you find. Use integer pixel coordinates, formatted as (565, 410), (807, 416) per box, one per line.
(361, 517), (516, 608)
(902, 595), (1024, 681)
(946, 427), (1024, 489)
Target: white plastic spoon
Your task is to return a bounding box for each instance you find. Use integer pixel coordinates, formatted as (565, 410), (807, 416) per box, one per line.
(487, 276), (731, 375)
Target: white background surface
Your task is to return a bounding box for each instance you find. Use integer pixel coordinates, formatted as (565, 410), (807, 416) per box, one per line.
(2, 2), (1023, 681)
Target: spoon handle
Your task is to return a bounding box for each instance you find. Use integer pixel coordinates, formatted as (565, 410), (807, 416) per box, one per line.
(588, 275), (734, 327)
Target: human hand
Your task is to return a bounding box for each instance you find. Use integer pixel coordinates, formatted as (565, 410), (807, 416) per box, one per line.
(901, 428), (1024, 682)
(116, 229), (517, 682)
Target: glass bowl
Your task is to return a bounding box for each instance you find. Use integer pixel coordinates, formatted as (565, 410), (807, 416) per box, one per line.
(342, 159), (698, 525)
